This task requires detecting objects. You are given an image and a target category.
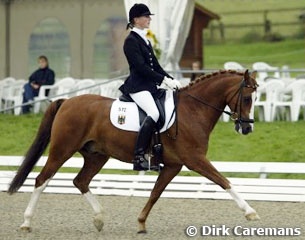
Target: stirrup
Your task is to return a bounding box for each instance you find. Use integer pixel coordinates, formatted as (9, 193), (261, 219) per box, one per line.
(133, 155), (149, 171)
(150, 164), (163, 172)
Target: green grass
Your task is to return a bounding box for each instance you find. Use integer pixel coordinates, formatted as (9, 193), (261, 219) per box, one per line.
(1, 114), (305, 162)
(0, 114), (42, 155)
(198, 0), (305, 41)
(199, 0), (305, 17)
(208, 121), (305, 162)
(204, 39), (305, 70)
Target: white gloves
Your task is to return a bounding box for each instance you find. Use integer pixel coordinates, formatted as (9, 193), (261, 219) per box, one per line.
(172, 79), (182, 89)
(163, 77), (182, 90)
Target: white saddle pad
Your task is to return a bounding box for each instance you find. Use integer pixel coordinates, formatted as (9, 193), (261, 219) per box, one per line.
(110, 90), (175, 133)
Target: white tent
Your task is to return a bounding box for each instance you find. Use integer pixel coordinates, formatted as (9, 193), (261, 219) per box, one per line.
(124, 0), (195, 76)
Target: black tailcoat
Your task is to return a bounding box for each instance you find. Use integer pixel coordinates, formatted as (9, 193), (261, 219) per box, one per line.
(119, 31), (172, 95)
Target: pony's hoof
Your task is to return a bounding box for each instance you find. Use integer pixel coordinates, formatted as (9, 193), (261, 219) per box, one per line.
(246, 212), (260, 221)
(137, 230), (147, 234)
(20, 226), (32, 232)
(93, 213), (104, 232)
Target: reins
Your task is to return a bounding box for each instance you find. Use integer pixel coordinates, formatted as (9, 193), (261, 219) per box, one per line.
(183, 78), (257, 123)
(167, 76), (258, 140)
(184, 92), (232, 117)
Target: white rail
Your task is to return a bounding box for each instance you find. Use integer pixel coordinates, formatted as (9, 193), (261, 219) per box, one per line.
(1, 156), (305, 202)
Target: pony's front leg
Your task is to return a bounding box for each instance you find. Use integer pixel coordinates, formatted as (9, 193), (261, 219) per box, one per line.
(226, 184), (260, 220)
(83, 191), (104, 231)
(73, 153), (109, 232)
(20, 179), (50, 232)
(185, 158), (260, 221)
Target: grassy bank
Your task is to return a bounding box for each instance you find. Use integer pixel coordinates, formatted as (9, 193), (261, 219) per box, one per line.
(204, 39), (305, 70)
(198, 0), (305, 41)
(200, 0), (305, 22)
(208, 121), (305, 162)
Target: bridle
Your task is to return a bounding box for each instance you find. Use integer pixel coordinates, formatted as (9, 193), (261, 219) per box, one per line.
(184, 78), (258, 124)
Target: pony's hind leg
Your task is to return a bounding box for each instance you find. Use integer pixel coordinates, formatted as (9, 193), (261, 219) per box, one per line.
(137, 164), (182, 233)
(20, 153), (73, 232)
(20, 179), (50, 232)
(186, 158), (260, 220)
(73, 152), (109, 232)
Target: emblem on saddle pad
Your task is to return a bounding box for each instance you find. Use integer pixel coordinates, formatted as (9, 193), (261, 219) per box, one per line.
(118, 115), (126, 125)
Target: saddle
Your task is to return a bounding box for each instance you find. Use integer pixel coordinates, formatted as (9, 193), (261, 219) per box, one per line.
(110, 89), (176, 171)
(110, 89), (175, 133)
(119, 89), (167, 129)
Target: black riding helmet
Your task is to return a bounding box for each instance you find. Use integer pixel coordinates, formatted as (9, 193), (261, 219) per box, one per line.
(126, 3), (154, 29)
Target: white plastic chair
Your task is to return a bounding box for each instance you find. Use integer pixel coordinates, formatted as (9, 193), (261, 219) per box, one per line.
(100, 80), (124, 98)
(297, 80), (305, 120)
(73, 79), (100, 96)
(1, 80), (25, 115)
(0, 82), (6, 111)
(34, 77), (75, 113)
(1, 77), (16, 85)
(252, 62), (280, 82)
(272, 80), (305, 121)
(0, 77), (16, 110)
(287, 80), (305, 121)
(255, 80), (285, 122)
(281, 65), (291, 79)
(224, 61), (244, 70)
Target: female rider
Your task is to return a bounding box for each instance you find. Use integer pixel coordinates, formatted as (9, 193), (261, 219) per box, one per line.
(119, 3), (181, 171)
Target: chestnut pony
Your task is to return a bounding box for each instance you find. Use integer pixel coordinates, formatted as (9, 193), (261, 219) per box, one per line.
(8, 70), (260, 233)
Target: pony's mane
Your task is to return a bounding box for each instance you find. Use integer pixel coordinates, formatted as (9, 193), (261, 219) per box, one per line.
(179, 69), (244, 92)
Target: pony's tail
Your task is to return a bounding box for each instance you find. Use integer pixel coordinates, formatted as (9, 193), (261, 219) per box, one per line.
(8, 99), (65, 194)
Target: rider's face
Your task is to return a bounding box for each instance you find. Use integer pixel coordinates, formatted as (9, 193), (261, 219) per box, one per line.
(134, 15), (151, 29)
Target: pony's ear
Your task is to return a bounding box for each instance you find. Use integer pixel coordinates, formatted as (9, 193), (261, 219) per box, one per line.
(244, 69), (258, 87)
(244, 69), (250, 80)
(250, 71), (257, 79)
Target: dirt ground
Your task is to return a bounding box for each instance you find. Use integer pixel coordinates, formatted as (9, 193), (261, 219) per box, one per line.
(0, 192), (304, 240)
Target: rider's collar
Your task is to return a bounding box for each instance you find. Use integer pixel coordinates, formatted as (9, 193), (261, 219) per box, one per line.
(132, 27), (149, 45)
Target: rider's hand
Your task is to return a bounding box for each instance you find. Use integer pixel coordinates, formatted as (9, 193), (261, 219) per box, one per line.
(172, 79), (182, 89)
(163, 77), (181, 90)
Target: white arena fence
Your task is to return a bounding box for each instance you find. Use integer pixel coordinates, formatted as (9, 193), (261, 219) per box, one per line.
(1, 156), (305, 202)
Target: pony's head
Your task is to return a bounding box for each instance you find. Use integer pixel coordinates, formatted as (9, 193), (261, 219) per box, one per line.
(226, 70), (258, 135)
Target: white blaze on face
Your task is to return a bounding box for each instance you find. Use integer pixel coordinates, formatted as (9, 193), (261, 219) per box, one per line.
(249, 91), (256, 131)
(237, 123), (243, 134)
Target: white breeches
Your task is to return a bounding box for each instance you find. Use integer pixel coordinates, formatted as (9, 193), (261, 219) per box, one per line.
(130, 91), (159, 122)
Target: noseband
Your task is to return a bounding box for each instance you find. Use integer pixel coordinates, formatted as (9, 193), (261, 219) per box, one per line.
(184, 78), (257, 124)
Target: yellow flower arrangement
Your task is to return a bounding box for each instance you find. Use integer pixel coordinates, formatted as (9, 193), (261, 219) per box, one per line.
(146, 29), (162, 59)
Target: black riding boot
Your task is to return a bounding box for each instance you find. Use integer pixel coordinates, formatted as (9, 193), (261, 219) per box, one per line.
(133, 116), (156, 171)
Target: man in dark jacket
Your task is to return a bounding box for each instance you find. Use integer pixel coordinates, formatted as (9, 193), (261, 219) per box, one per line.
(120, 3), (181, 171)
(22, 55), (55, 114)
